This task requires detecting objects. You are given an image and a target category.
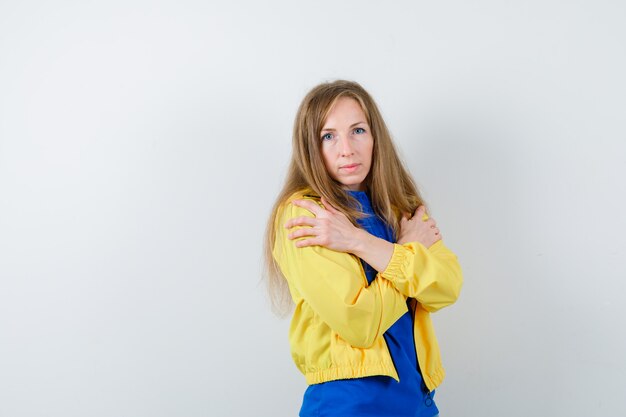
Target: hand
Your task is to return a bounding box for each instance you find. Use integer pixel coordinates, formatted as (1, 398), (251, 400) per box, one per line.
(284, 197), (362, 253)
(397, 205), (442, 248)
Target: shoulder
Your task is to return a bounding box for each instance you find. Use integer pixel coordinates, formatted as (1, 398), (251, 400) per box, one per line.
(279, 188), (322, 213)
(274, 188), (322, 228)
(285, 187), (320, 204)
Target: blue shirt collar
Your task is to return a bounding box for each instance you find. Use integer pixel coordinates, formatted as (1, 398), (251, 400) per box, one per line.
(346, 189), (373, 214)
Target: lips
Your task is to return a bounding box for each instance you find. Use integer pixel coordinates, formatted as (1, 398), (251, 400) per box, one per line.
(340, 163), (360, 173)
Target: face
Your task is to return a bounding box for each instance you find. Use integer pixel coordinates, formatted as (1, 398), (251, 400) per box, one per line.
(319, 97), (374, 192)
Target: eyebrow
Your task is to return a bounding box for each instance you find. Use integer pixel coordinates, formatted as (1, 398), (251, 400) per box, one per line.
(321, 121), (367, 132)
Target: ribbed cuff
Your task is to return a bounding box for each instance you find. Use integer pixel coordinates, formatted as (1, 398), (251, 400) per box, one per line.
(380, 243), (409, 282)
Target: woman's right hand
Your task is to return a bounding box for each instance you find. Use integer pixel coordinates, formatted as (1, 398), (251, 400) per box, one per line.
(285, 197), (395, 276)
(284, 197), (362, 253)
(397, 205), (442, 248)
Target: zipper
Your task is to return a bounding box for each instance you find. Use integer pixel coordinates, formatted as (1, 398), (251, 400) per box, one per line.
(354, 254), (369, 286)
(410, 298), (435, 403)
(409, 298), (420, 374)
(382, 333), (400, 381)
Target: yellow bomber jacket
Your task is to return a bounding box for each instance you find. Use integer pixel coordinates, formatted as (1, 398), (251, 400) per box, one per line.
(272, 189), (463, 391)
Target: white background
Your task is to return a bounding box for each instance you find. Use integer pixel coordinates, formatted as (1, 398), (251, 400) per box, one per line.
(1, 1), (625, 416)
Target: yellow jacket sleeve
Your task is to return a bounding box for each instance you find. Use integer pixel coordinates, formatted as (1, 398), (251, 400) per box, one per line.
(273, 201), (409, 349)
(380, 237), (463, 313)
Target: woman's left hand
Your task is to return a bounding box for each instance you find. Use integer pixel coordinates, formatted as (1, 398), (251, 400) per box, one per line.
(397, 205), (442, 248)
(284, 197), (361, 253)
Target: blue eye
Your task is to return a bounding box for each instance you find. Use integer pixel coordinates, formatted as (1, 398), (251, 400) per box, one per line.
(354, 127), (366, 134)
(321, 133), (333, 141)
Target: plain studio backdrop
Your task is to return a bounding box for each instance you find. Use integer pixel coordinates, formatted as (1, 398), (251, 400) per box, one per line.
(1, 1), (625, 416)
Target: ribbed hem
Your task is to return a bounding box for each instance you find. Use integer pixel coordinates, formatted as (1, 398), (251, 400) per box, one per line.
(304, 363), (399, 385)
(423, 366), (446, 392)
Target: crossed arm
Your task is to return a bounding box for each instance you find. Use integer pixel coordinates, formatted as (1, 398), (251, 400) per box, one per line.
(273, 197), (463, 346)
(284, 196), (442, 273)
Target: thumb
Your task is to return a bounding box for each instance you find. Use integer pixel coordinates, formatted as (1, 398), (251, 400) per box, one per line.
(414, 205), (426, 218)
(320, 196), (336, 213)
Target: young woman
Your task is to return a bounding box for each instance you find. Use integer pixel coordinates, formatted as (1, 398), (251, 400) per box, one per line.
(264, 80), (463, 417)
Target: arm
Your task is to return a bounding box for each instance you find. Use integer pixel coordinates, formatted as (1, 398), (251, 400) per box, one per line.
(350, 228), (395, 274)
(286, 198), (462, 313)
(273, 201), (409, 348)
(287, 197), (395, 273)
(379, 239), (463, 313)
(377, 207), (463, 312)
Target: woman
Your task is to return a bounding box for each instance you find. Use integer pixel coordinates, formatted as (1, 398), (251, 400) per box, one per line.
(264, 80), (463, 417)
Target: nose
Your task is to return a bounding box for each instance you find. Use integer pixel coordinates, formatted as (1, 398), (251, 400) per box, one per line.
(338, 135), (354, 156)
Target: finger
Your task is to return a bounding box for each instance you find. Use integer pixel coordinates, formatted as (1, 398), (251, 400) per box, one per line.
(294, 238), (311, 248)
(292, 199), (324, 216)
(284, 216), (317, 229)
(294, 237), (321, 248)
(288, 227), (317, 240)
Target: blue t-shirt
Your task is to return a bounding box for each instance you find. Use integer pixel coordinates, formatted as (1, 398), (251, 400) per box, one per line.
(299, 190), (438, 417)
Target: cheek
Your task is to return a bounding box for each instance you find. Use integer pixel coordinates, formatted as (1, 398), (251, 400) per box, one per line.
(320, 146), (334, 171)
(364, 140), (374, 165)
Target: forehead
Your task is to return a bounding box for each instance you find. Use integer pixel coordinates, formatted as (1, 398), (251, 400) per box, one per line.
(322, 97), (367, 127)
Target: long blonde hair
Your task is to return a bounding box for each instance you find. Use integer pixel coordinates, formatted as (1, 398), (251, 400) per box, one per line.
(263, 80), (426, 315)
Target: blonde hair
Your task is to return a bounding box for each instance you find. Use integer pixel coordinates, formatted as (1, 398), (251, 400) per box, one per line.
(263, 80), (426, 315)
